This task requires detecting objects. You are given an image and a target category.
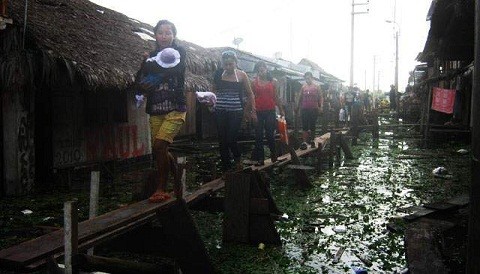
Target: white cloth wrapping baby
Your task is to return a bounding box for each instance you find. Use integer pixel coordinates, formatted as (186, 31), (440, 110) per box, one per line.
(195, 91), (217, 107)
(135, 94), (145, 108)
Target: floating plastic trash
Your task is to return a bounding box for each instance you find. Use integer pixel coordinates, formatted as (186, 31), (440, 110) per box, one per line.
(432, 167), (451, 178)
(457, 149), (468, 155)
(21, 209), (33, 215)
(352, 266), (368, 274)
(258, 243), (265, 250)
(333, 225), (347, 233)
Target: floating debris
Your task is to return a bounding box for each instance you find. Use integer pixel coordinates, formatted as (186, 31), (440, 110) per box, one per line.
(258, 243), (265, 250)
(352, 265), (368, 274)
(21, 209), (33, 215)
(332, 246), (346, 263)
(333, 225), (347, 233)
(432, 167), (452, 178)
(457, 149), (468, 155)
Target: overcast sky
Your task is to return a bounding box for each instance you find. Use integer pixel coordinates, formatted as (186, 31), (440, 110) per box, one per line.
(90, 0), (431, 92)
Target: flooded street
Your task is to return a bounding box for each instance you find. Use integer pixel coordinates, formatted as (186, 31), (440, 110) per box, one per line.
(0, 117), (471, 274)
(195, 116), (470, 273)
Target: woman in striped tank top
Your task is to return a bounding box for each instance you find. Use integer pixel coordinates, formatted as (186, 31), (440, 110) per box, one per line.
(213, 50), (257, 172)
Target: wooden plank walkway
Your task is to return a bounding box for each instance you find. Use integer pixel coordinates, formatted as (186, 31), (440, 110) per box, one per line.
(252, 133), (332, 171)
(0, 179), (224, 271)
(0, 132), (337, 272)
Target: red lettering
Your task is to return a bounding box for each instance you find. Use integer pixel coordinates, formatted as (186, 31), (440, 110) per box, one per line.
(130, 125), (145, 157)
(103, 126), (116, 160)
(85, 129), (99, 161)
(117, 126), (130, 159)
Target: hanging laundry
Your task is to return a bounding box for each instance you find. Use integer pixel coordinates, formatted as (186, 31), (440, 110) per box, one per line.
(431, 87), (456, 114)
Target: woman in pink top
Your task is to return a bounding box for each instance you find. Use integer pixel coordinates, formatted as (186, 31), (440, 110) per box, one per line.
(295, 72), (323, 149)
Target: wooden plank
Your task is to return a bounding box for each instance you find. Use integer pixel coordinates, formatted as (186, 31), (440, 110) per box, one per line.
(75, 254), (173, 274)
(423, 202), (457, 211)
(286, 165), (315, 170)
(0, 128), (337, 271)
(333, 247), (346, 263)
(251, 171), (281, 215)
(447, 194), (469, 206)
(249, 213), (281, 245)
(403, 208), (436, 221)
(404, 219), (454, 274)
(250, 198), (269, 215)
(223, 172), (251, 243)
(158, 200), (215, 274)
(252, 132), (334, 171)
(0, 179), (225, 270)
(248, 172), (281, 245)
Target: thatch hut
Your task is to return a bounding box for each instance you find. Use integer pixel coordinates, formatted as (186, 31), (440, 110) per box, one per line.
(0, 0), (218, 195)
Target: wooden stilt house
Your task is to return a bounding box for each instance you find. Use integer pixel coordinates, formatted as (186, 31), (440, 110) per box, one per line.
(415, 0), (474, 138)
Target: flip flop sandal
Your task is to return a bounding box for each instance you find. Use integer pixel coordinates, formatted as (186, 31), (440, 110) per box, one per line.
(148, 192), (171, 203)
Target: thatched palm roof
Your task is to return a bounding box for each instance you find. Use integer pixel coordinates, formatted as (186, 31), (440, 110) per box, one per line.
(417, 0), (474, 63)
(2, 0), (218, 92)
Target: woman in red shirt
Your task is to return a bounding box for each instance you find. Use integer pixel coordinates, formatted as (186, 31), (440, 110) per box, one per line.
(252, 61), (285, 166)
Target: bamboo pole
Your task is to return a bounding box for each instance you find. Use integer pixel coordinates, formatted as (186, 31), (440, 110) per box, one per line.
(88, 171), (100, 256)
(64, 201), (78, 274)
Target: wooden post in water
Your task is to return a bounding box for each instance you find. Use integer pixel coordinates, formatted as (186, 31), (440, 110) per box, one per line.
(223, 171), (251, 243)
(223, 170), (281, 245)
(64, 200), (78, 274)
(158, 200), (215, 273)
(88, 171), (100, 256)
(174, 156), (187, 199)
(335, 133), (342, 166)
(351, 122), (358, 145)
(339, 133), (354, 160)
(467, 0), (480, 271)
(372, 111), (379, 139)
(316, 146), (323, 173)
(329, 131), (336, 169)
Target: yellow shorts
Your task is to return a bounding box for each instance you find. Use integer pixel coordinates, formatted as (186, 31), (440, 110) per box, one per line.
(149, 111), (186, 144)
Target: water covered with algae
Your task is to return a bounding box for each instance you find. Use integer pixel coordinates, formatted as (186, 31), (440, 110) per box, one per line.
(0, 117), (470, 273)
(194, 118), (470, 273)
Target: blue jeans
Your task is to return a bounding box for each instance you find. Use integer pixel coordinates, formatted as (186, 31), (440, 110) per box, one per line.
(253, 110), (277, 162)
(215, 110), (243, 170)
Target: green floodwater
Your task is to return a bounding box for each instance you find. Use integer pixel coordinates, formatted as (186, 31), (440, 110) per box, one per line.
(192, 117), (470, 274)
(0, 116), (471, 273)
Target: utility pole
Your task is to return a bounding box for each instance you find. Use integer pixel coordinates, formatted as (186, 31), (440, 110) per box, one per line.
(373, 55), (376, 104)
(386, 0), (399, 111)
(395, 29), (399, 110)
(364, 69), (367, 91)
(373, 56), (376, 91)
(393, 0), (399, 111)
(467, 0), (480, 271)
(349, 0), (369, 88)
(377, 71), (380, 92)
